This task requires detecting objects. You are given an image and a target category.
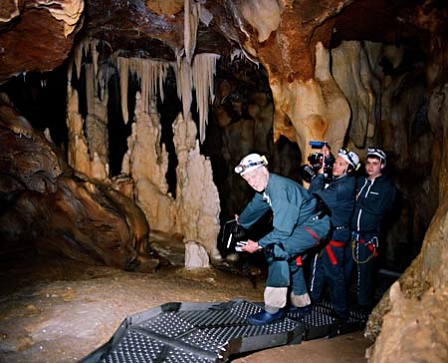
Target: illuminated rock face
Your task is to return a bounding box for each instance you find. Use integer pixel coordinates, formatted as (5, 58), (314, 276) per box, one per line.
(1, 1), (448, 360)
(0, 94), (148, 268)
(65, 42), (222, 264)
(268, 42), (351, 160)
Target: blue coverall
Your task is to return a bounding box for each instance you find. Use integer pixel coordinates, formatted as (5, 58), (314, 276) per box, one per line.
(238, 173), (330, 308)
(346, 173), (396, 307)
(308, 173), (356, 319)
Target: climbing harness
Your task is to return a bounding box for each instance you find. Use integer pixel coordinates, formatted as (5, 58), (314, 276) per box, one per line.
(351, 233), (379, 264)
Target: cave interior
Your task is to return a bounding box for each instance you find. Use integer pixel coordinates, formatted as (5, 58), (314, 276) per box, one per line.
(0, 0), (448, 361)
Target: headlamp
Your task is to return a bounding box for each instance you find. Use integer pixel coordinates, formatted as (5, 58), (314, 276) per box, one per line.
(338, 148), (360, 170)
(366, 147), (387, 163)
(234, 155), (268, 175)
(234, 165), (244, 174)
(234, 160), (265, 174)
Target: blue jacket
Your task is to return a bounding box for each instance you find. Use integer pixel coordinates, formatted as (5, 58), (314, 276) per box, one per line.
(309, 173), (356, 242)
(351, 173), (396, 233)
(238, 173), (318, 248)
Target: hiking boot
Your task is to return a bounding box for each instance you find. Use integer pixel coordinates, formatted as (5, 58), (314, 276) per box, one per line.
(247, 309), (286, 325)
(288, 304), (312, 315)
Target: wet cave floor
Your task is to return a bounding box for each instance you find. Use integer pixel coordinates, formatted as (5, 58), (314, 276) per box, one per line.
(0, 248), (373, 363)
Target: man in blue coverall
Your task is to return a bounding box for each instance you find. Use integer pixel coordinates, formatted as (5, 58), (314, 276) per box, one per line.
(234, 153), (331, 325)
(308, 146), (360, 320)
(346, 148), (396, 312)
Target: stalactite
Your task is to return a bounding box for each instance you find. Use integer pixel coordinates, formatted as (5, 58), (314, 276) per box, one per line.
(184, 0), (191, 62)
(174, 58), (193, 122)
(67, 39), (110, 181)
(85, 63), (95, 114)
(116, 57), (172, 118)
(117, 57), (129, 124)
(90, 39), (99, 86)
(140, 59), (150, 114)
(73, 40), (84, 80)
(184, 0), (200, 64)
(157, 62), (169, 103)
(192, 53), (220, 143)
(116, 53), (219, 144)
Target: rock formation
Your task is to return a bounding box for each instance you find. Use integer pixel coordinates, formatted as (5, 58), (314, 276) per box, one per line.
(1, 0), (447, 361)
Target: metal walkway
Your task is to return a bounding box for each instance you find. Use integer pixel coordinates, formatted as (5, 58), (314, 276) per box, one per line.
(80, 299), (367, 363)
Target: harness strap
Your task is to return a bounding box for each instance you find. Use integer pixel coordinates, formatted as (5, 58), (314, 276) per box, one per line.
(305, 226), (321, 246)
(325, 240), (345, 265)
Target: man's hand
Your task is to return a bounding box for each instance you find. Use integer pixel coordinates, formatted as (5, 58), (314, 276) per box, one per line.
(321, 145), (331, 158)
(241, 239), (261, 253)
(317, 145), (331, 174)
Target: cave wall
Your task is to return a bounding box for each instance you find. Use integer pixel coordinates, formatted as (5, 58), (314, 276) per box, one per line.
(0, 94), (148, 268)
(0, 34), (438, 273)
(1, 1), (448, 362)
(365, 78), (448, 357)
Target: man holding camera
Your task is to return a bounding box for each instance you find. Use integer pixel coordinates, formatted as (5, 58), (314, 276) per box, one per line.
(346, 148), (396, 313)
(308, 145), (360, 320)
(234, 153), (331, 325)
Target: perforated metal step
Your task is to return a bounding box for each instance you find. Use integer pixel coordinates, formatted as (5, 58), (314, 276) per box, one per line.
(286, 301), (368, 340)
(80, 299), (304, 363)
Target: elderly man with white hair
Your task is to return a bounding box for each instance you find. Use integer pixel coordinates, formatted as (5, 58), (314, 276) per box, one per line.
(234, 153), (330, 325)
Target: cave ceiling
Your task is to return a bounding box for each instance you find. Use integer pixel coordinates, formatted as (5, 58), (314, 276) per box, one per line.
(0, 0), (445, 85)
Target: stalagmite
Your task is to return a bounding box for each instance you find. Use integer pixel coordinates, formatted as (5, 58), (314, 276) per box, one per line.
(67, 38), (224, 266)
(124, 92), (175, 232)
(173, 113), (222, 261)
(185, 241), (210, 269)
(66, 82), (91, 176)
(91, 152), (108, 180)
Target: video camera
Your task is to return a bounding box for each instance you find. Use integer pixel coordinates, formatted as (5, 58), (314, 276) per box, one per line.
(299, 141), (334, 183)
